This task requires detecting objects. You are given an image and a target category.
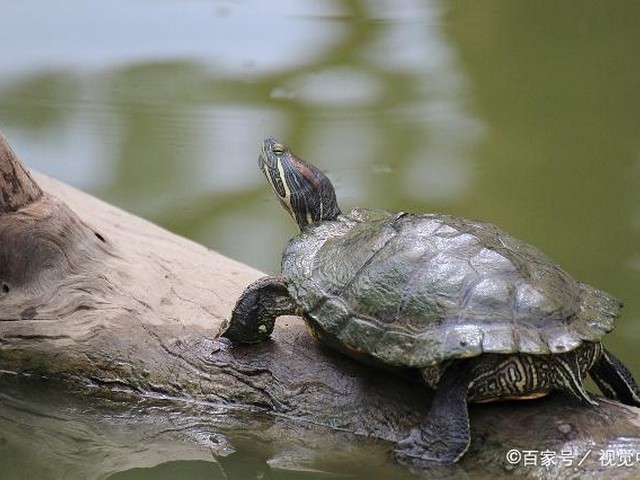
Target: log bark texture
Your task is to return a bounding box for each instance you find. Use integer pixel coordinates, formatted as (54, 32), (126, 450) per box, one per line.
(0, 131), (639, 479)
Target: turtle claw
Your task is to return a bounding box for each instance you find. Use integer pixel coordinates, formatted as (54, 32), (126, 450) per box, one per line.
(394, 422), (470, 468)
(395, 436), (454, 468)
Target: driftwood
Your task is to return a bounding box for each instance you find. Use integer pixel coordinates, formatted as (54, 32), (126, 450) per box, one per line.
(1, 130), (640, 479)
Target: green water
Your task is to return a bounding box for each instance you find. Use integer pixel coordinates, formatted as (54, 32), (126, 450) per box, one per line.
(1, 1), (640, 478)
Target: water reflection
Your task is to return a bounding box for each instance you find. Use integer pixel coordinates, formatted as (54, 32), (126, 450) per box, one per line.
(0, 374), (417, 480)
(0, 1), (345, 79)
(0, 0), (484, 276)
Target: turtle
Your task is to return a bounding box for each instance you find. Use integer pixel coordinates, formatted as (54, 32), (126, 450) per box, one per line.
(218, 137), (640, 467)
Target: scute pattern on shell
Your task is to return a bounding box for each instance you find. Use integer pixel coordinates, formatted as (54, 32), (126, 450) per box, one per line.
(281, 208), (621, 368)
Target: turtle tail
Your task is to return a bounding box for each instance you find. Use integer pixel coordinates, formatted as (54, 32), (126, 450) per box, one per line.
(590, 348), (640, 407)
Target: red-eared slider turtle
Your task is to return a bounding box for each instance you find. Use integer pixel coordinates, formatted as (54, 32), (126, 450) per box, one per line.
(219, 137), (640, 467)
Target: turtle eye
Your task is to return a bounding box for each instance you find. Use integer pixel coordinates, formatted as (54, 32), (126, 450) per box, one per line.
(272, 144), (285, 156)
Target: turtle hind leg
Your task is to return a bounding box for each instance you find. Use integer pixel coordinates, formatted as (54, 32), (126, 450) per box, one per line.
(394, 362), (471, 467)
(590, 348), (640, 407)
(552, 351), (599, 407)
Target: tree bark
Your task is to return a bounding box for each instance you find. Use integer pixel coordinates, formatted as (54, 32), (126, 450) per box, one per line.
(0, 131), (639, 479)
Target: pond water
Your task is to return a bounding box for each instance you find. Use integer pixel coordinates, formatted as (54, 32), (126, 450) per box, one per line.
(1, 0), (640, 478)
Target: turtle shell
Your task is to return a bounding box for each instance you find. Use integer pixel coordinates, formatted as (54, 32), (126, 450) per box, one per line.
(281, 208), (621, 368)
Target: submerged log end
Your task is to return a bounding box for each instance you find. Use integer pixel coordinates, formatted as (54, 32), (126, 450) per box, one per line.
(0, 130), (43, 213)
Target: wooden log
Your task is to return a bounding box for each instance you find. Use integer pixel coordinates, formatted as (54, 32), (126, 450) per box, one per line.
(0, 131), (42, 213)
(0, 131), (639, 479)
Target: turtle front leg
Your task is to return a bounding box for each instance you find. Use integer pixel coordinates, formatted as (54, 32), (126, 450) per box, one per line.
(218, 276), (297, 344)
(395, 362), (472, 467)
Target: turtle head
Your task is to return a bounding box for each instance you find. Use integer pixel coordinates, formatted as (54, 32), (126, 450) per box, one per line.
(259, 137), (341, 230)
